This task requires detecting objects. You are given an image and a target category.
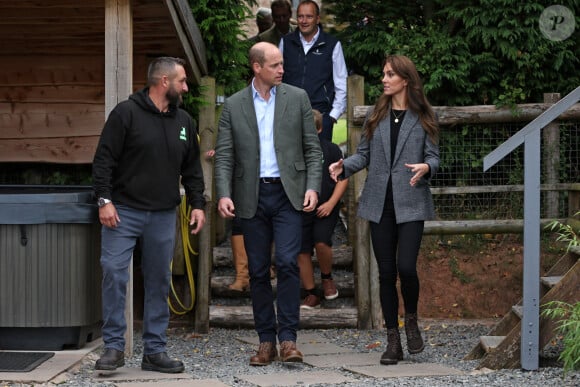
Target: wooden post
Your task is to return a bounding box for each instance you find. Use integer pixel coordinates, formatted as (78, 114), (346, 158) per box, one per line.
(543, 93), (560, 218)
(213, 85), (228, 245)
(569, 183), (580, 216)
(104, 0), (133, 356)
(194, 76), (216, 333)
(346, 75), (372, 329)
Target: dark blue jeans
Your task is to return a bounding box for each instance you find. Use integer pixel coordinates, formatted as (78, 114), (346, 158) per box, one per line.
(100, 205), (176, 355)
(241, 182), (302, 343)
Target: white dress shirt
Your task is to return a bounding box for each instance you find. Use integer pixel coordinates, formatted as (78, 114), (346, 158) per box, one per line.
(252, 79), (279, 178)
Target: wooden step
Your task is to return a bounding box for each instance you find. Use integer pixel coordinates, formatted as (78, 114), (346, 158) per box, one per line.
(209, 305), (358, 329)
(511, 305), (523, 319)
(480, 335), (505, 353)
(211, 275), (354, 298)
(540, 276), (562, 288)
(212, 245), (353, 267)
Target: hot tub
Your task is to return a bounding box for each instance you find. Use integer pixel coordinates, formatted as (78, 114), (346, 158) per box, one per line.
(0, 185), (102, 350)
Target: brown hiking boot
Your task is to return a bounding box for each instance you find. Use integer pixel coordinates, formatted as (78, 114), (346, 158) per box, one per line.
(380, 328), (404, 365)
(279, 341), (303, 362)
(249, 342), (277, 366)
(404, 313), (425, 354)
(228, 235), (249, 291)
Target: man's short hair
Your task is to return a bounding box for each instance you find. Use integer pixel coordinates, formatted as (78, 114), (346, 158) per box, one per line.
(270, 0), (292, 13)
(147, 57), (186, 86)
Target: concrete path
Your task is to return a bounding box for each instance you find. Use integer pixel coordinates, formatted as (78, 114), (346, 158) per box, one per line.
(0, 331), (464, 386)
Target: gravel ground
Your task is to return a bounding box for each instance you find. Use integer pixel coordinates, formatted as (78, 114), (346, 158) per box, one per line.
(8, 321), (577, 387)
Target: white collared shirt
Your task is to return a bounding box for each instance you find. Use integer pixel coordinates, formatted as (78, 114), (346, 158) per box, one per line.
(279, 28), (348, 121)
(251, 79), (280, 178)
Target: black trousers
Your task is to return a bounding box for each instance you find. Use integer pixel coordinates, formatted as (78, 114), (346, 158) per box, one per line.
(369, 195), (424, 329)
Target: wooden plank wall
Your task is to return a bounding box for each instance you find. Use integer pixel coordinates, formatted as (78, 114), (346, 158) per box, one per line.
(0, 55), (147, 163)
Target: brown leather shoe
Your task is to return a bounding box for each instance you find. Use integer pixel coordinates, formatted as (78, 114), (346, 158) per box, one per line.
(279, 341), (303, 362)
(249, 342), (277, 366)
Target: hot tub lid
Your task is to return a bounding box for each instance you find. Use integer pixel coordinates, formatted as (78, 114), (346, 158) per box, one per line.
(0, 185), (98, 224)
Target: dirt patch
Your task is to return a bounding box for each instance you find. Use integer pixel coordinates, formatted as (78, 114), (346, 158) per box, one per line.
(415, 234), (564, 319)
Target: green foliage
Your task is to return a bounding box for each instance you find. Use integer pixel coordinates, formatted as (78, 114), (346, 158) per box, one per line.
(190, 0), (256, 96)
(326, 1), (580, 106)
(541, 300), (580, 373)
(545, 211), (580, 252)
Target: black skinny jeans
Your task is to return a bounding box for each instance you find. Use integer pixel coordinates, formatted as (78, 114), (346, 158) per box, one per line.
(369, 192), (424, 329)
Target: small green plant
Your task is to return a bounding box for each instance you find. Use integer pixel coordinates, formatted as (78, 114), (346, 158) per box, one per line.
(545, 211), (580, 252)
(542, 211), (580, 373)
(541, 300), (580, 373)
(448, 256), (472, 284)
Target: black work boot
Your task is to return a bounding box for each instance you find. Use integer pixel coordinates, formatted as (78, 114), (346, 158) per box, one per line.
(380, 328), (404, 365)
(95, 348), (125, 371)
(405, 313), (425, 354)
(142, 352), (185, 373)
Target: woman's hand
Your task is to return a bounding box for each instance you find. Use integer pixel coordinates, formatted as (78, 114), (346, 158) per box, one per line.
(329, 159), (344, 182)
(405, 163), (429, 186)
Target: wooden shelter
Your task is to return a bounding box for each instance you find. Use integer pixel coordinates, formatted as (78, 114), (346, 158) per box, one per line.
(0, 0), (207, 164)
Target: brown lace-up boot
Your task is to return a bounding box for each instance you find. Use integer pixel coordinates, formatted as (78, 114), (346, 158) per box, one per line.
(249, 342), (277, 366)
(380, 328), (404, 365)
(405, 313), (425, 354)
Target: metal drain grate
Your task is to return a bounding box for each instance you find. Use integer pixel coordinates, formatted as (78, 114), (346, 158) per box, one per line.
(0, 352), (54, 372)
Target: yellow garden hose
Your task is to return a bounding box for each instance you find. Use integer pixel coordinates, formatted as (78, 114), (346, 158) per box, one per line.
(168, 196), (198, 315)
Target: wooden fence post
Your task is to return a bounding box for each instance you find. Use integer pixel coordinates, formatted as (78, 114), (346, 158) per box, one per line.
(105, 0), (133, 356)
(543, 93), (560, 218)
(194, 76), (216, 333)
(347, 74), (373, 329)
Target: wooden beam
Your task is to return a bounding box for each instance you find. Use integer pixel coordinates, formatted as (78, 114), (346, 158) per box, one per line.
(353, 103), (580, 126)
(0, 136), (98, 163)
(105, 0), (133, 355)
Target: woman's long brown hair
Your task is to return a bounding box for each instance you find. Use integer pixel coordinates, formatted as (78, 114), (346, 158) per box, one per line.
(364, 55), (439, 144)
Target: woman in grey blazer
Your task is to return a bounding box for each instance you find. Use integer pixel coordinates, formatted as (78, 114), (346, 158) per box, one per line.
(329, 55), (439, 365)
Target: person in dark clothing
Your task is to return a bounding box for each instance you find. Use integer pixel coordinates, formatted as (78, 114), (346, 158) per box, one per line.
(298, 109), (348, 309)
(92, 56), (206, 373)
(248, 7), (273, 42)
(279, 0), (347, 142)
(329, 55), (439, 365)
(256, 0), (294, 46)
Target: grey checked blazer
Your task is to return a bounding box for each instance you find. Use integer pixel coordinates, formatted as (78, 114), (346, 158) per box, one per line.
(343, 108), (439, 224)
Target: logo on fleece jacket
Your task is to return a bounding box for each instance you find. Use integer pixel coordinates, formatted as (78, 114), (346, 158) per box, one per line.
(180, 127), (187, 141)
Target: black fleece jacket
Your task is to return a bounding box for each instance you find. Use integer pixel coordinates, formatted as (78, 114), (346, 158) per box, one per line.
(92, 88), (205, 211)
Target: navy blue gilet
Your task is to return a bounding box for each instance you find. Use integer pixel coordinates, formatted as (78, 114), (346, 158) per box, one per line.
(282, 28), (338, 114)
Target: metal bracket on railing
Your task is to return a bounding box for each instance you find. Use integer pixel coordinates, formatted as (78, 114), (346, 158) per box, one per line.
(19, 225), (28, 246)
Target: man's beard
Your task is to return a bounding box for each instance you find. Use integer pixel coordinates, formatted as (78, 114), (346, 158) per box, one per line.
(167, 87), (182, 106)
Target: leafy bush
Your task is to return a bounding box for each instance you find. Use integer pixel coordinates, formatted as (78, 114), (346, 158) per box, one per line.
(542, 300), (580, 373)
(325, 1), (580, 106)
(190, 0), (256, 96)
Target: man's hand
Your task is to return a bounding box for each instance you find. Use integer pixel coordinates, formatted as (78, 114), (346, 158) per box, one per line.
(99, 203), (120, 228)
(303, 190), (318, 212)
(189, 209), (206, 235)
(217, 197), (236, 219)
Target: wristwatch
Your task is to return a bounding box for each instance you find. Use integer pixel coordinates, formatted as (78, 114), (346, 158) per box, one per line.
(97, 197), (112, 208)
